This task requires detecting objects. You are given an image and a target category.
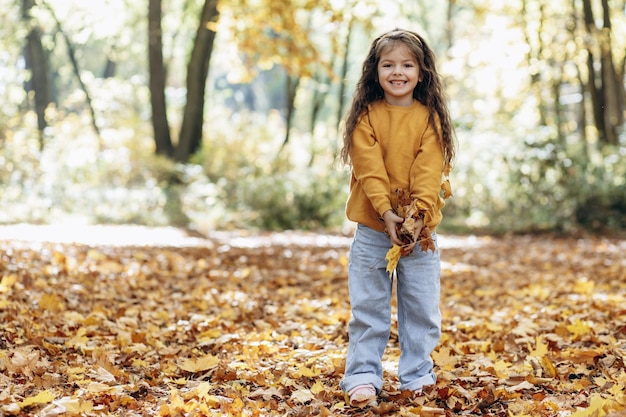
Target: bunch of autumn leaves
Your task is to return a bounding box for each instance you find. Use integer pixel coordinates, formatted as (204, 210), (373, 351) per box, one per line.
(385, 177), (452, 278)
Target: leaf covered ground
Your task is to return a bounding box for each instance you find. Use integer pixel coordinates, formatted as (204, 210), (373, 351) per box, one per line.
(1, 226), (625, 416)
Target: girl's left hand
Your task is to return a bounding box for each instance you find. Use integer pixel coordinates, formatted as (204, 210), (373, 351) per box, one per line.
(382, 210), (405, 246)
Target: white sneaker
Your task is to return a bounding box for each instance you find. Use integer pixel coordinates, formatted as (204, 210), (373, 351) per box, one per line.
(347, 384), (377, 408)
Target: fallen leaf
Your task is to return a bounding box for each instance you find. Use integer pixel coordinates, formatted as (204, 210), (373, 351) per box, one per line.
(290, 389), (315, 404)
(19, 390), (55, 408)
(178, 354), (219, 373)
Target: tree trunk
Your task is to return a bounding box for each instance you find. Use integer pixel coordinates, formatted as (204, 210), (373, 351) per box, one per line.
(148, 0), (173, 156)
(280, 73), (300, 151)
(175, 0), (219, 162)
(102, 56), (117, 78)
(336, 18), (352, 131)
(520, 0), (541, 125)
(445, 0), (455, 52)
(21, 0), (51, 149)
(599, 0), (623, 144)
(581, 0), (623, 145)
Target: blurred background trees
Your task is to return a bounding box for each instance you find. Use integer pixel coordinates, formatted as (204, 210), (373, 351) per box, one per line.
(1, 0), (624, 234)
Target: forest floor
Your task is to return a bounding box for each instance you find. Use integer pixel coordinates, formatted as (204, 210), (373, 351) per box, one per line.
(1, 225), (625, 416)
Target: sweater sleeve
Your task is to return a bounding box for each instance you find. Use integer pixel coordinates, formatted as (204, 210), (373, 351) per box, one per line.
(349, 114), (393, 217)
(409, 118), (445, 222)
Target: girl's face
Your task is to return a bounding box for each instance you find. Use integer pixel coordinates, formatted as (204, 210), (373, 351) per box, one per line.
(377, 43), (420, 106)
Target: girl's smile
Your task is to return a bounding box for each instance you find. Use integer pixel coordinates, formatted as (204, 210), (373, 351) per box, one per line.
(377, 44), (420, 106)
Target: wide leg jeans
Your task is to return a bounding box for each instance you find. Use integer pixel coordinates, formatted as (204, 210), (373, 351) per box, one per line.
(340, 224), (441, 394)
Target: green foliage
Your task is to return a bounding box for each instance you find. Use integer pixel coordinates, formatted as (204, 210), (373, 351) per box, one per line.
(193, 110), (347, 230)
(236, 168), (346, 230)
(0, 110), (215, 227)
(0, 104), (346, 232)
(443, 124), (626, 235)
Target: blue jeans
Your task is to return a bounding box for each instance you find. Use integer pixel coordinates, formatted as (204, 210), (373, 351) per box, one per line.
(340, 224), (441, 394)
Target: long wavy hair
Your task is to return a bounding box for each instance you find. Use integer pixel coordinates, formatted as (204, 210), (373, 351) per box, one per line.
(340, 29), (455, 171)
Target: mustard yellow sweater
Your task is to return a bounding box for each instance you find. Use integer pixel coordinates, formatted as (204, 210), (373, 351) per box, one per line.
(346, 99), (446, 232)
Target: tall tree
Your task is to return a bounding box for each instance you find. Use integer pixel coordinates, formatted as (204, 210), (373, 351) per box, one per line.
(581, 0), (624, 144)
(175, 0), (219, 161)
(148, 0), (173, 156)
(21, 0), (51, 148)
(335, 17), (353, 135)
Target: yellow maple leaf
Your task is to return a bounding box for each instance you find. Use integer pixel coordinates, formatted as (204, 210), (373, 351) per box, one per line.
(39, 293), (65, 312)
(573, 279), (594, 295)
(385, 245), (402, 278)
(529, 336), (548, 358)
(53, 397), (93, 413)
(290, 389), (315, 404)
(493, 360), (512, 378)
(158, 402), (171, 416)
(431, 346), (458, 371)
(195, 381), (213, 401)
(179, 354), (219, 373)
(567, 319), (592, 340)
(310, 381), (325, 394)
(19, 390), (55, 408)
(568, 393), (610, 417)
(198, 328), (221, 341)
(541, 356), (557, 378)
(168, 389), (185, 411)
(66, 327), (89, 349)
(131, 358), (149, 368)
(294, 365), (320, 377)
(0, 274), (17, 293)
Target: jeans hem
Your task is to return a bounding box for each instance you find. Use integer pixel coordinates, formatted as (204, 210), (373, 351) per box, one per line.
(398, 372), (437, 391)
(340, 374), (383, 394)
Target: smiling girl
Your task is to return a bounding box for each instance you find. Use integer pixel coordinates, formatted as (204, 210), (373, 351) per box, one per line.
(339, 28), (456, 408)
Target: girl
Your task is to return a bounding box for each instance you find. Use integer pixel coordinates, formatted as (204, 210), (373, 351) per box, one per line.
(339, 28), (455, 407)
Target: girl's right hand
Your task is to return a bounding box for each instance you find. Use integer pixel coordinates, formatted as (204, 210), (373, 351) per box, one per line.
(382, 210), (405, 246)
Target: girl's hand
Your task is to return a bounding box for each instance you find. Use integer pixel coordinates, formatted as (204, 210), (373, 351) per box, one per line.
(382, 210), (405, 246)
